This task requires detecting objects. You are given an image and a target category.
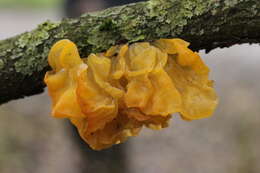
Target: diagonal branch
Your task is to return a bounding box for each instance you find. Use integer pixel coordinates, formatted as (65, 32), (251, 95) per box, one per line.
(0, 0), (259, 104)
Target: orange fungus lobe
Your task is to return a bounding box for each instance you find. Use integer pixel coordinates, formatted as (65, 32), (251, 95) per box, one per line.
(44, 38), (218, 150)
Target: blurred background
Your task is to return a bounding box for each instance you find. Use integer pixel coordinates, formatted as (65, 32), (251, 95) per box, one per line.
(0, 0), (260, 173)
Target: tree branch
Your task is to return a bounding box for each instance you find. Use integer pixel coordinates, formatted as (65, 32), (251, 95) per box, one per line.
(0, 0), (259, 104)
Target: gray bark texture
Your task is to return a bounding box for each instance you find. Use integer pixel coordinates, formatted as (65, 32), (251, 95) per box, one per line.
(0, 0), (259, 104)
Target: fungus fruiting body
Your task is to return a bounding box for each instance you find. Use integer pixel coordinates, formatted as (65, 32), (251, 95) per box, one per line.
(44, 38), (218, 150)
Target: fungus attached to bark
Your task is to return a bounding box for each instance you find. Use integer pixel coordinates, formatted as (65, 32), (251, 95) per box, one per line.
(44, 38), (218, 150)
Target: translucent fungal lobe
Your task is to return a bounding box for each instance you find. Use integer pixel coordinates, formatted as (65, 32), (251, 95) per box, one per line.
(44, 38), (218, 150)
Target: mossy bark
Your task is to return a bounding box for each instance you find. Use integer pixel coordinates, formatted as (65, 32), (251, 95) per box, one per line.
(0, 0), (259, 104)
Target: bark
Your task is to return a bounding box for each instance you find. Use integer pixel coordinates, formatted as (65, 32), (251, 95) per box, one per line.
(0, 0), (259, 104)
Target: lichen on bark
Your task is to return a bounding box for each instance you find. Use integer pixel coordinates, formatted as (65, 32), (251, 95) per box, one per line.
(13, 21), (60, 75)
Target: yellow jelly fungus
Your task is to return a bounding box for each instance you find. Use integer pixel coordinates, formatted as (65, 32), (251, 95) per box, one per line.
(44, 38), (218, 150)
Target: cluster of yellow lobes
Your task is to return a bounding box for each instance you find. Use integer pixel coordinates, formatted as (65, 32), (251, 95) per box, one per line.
(44, 38), (218, 150)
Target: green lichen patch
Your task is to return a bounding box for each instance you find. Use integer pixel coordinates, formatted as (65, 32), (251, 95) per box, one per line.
(14, 20), (60, 75)
(145, 0), (215, 38)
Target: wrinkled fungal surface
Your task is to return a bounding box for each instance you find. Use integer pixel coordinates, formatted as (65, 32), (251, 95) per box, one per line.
(44, 38), (218, 150)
